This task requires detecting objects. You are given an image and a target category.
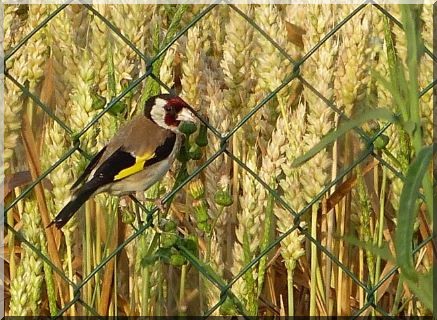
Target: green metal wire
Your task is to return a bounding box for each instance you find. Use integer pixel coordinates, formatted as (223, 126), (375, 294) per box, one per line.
(3, 2), (434, 317)
(372, 3), (437, 63)
(228, 2), (297, 66)
(297, 3), (368, 67)
(223, 69), (300, 141)
(227, 0), (414, 190)
(74, 146), (225, 293)
(4, 223), (77, 288)
(53, 293), (80, 319)
(82, 3), (151, 64)
(221, 146), (374, 294)
(5, 72), (73, 135)
(4, 2), (71, 62)
(148, 72), (222, 137)
(4, 145), (78, 213)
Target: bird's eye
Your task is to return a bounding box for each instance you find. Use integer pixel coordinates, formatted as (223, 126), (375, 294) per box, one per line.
(164, 105), (173, 112)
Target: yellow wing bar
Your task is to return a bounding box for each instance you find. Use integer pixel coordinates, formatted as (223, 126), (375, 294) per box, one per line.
(114, 152), (154, 181)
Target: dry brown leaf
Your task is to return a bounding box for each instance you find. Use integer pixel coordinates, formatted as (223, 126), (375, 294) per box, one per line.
(285, 21), (305, 49)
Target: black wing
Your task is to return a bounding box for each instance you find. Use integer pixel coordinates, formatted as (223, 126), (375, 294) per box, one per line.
(92, 134), (176, 185)
(71, 146), (107, 190)
(72, 133), (176, 190)
(92, 147), (137, 184)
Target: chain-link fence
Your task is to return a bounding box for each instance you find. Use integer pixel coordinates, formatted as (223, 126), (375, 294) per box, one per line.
(3, 1), (435, 317)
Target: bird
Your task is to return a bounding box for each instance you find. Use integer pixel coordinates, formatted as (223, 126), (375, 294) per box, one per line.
(48, 94), (196, 229)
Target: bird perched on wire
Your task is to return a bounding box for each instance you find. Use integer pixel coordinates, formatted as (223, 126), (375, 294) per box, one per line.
(48, 94), (197, 229)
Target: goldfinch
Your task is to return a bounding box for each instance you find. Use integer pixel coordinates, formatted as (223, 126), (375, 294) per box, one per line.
(48, 94), (196, 229)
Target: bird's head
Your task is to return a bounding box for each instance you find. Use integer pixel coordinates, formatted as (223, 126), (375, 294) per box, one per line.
(145, 94), (196, 133)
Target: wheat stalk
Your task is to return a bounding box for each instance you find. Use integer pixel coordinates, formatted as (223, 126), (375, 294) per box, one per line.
(334, 5), (372, 117)
(181, 25), (207, 107)
(9, 200), (45, 315)
(47, 10), (76, 114)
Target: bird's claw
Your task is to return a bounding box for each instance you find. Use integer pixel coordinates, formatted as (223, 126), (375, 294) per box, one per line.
(154, 198), (166, 212)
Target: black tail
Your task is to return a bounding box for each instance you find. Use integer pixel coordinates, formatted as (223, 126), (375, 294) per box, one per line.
(47, 182), (99, 229)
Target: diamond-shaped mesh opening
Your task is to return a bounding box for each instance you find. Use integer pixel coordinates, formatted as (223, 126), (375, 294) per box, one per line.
(3, 3), (434, 317)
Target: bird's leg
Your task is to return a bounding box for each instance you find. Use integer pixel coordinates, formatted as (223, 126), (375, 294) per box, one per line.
(134, 191), (148, 202)
(154, 198), (167, 213)
(134, 191), (167, 212)
(134, 192), (167, 232)
(119, 196), (130, 208)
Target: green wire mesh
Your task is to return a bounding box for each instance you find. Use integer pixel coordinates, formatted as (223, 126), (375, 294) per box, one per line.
(3, 2), (435, 318)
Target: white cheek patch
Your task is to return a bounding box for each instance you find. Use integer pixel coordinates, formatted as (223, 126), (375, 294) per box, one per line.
(150, 99), (169, 129)
(155, 98), (167, 109)
(151, 98), (181, 132)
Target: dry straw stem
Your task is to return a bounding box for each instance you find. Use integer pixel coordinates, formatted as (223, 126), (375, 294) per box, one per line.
(22, 114), (67, 305)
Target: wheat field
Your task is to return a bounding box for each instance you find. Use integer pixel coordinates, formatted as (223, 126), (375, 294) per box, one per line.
(3, 3), (434, 317)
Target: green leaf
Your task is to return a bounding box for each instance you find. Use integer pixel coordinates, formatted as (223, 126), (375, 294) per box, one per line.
(395, 146), (432, 282)
(176, 243), (247, 315)
(343, 235), (394, 262)
(179, 121), (197, 135)
(108, 101), (127, 116)
(195, 124), (208, 147)
(139, 5), (188, 107)
(292, 108), (397, 167)
(373, 134), (389, 150)
(402, 270), (434, 312)
(402, 121), (416, 135)
(177, 243), (225, 288)
(141, 247), (172, 266)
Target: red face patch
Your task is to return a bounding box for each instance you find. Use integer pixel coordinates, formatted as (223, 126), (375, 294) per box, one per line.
(164, 113), (179, 127)
(163, 98), (185, 127)
(167, 97), (186, 111)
